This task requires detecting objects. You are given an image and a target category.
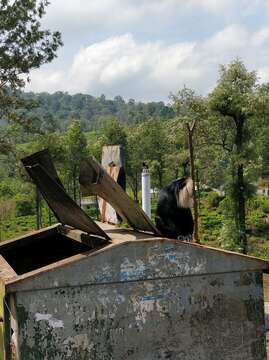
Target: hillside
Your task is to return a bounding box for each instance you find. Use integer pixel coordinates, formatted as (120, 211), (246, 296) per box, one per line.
(22, 91), (175, 131)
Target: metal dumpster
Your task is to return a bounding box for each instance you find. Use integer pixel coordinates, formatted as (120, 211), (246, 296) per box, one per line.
(1, 226), (269, 360)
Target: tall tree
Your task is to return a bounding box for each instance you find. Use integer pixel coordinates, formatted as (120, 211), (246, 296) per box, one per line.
(125, 119), (171, 204)
(0, 0), (62, 151)
(100, 117), (127, 148)
(208, 59), (258, 253)
(64, 120), (88, 203)
(170, 87), (207, 243)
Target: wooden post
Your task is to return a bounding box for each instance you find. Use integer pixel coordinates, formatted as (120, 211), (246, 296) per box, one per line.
(98, 145), (126, 224)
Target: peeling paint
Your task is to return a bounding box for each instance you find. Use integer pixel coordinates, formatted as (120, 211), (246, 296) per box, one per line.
(6, 241), (267, 360)
(35, 313), (64, 329)
(120, 258), (147, 281)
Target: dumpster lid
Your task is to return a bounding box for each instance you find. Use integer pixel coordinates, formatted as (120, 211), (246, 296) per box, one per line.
(80, 156), (160, 234)
(21, 150), (110, 240)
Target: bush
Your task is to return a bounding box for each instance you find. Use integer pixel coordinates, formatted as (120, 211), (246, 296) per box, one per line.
(247, 209), (266, 226)
(16, 200), (34, 216)
(0, 182), (14, 198)
(204, 191), (224, 208)
(248, 197), (269, 213)
(218, 219), (243, 252)
(261, 198), (269, 213)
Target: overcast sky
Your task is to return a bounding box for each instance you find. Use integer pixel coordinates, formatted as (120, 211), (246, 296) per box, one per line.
(25, 0), (269, 101)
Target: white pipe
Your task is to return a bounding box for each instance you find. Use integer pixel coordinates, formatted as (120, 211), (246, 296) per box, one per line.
(142, 168), (151, 218)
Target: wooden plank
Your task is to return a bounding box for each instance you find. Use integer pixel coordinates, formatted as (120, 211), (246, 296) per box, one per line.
(0, 256), (17, 282)
(98, 165), (120, 223)
(21, 161), (110, 241)
(99, 145), (126, 224)
(80, 157), (160, 235)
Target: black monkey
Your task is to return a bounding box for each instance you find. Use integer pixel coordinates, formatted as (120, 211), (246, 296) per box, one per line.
(155, 177), (194, 241)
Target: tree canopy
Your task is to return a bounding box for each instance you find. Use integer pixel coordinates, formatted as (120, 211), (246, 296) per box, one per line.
(0, 0), (62, 90)
(0, 0), (62, 153)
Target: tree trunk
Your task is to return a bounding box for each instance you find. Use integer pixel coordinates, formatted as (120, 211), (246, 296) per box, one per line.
(234, 118), (247, 253)
(128, 174), (138, 203)
(73, 168), (77, 203)
(196, 168), (201, 210)
(236, 163), (247, 253)
(158, 169), (163, 189)
(187, 123), (199, 243)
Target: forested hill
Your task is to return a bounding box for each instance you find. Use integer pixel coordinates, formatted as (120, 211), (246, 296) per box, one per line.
(23, 91), (175, 130)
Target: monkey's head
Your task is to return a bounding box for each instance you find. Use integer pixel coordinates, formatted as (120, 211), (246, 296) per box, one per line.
(174, 177), (194, 209)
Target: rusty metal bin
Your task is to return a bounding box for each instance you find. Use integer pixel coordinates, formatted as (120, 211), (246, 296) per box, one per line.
(0, 227), (269, 359)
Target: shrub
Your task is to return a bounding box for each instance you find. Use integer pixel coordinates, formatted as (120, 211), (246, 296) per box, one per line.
(261, 198), (269, 213)
(16, 200), (34, 216)
(204, 191), (224, 208)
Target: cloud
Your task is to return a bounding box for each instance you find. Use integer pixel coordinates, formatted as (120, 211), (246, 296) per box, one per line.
(26, 34), (199, 100)
(251, 26), (269, 46)
(44, 0), (261, 31)
(188, 0), (235, 13)
(26, 23), (269, 101)
(204, 25), (248, 52)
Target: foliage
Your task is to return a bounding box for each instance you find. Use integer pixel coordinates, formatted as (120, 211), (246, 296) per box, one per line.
(1, 58), (269, 261)
(204, 191), (224, 208)
(170, 87), (208, 242)
(208, 59), (262, 253)
(22, 91), (175, 131)
(126, 119), (169, 191)
(100, 117), (127, 148)
(16, 199), (34, 216)
(0, 0), (62, 90)
(0, 0), (62, 153)
(0, 199), (16, 240)
(63, 120), (88, 201)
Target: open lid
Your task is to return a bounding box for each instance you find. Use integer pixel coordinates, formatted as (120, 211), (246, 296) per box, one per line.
(80, 156), (160, 235)
(21, 150), (110, 241)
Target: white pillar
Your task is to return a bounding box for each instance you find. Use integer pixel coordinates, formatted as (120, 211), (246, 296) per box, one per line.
(142, 168), (151, 218)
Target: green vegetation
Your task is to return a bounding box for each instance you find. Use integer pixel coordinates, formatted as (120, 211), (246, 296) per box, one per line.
(22, 92), (175, 132)
(0, 5), (269, 261)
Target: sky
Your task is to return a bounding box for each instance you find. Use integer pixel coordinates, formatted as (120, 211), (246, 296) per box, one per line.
(25, 0), (269, 102)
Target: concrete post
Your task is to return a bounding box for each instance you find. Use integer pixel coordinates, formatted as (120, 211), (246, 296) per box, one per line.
(142, 168), (151, 218)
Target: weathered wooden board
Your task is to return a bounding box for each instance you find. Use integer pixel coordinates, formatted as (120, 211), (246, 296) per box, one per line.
(22, 149), (64, 188)
(98, 163), (121, 224)
(98, 145), (126, 224)
(80, 157), (160, 234)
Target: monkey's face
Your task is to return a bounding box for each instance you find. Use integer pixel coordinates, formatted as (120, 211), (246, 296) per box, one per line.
(175, 177), (194, 208)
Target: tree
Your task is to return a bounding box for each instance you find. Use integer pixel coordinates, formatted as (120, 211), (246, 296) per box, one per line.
(126, 119), (169, 202)
(170, 87), (207, 243)
(0, 0), (62, 90)
(0, 0), (63, 151)
(100, 117), (127, 148)
(0, 199), (15, 241)
(208, 59), (258, 253)
(64, 120), (88, 203)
